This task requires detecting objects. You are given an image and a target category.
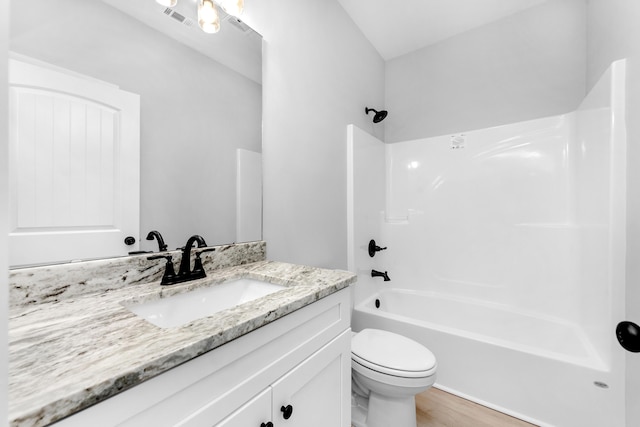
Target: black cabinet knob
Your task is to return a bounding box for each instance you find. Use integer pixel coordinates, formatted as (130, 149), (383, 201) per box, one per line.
(260, 422), (273, 427)
(281, 404), (293, 420)
(124, 236), (136, 245)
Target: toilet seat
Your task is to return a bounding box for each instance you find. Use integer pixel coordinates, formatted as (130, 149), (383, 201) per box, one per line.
(351, 329), (437, 378)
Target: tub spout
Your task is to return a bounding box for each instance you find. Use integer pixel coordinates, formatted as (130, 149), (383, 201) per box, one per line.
(371, 269), (390, 281)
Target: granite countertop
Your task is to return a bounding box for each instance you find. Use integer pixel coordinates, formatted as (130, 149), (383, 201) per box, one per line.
(9, 260), (356, 427)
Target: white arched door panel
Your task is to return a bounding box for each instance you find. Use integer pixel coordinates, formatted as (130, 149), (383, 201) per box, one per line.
(8, 57), (140, 266)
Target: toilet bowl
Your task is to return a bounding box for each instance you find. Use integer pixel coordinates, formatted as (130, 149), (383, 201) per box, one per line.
(351, 329), (437, 427)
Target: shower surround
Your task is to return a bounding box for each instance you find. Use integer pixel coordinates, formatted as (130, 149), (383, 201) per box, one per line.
(347, 60), (627, 427)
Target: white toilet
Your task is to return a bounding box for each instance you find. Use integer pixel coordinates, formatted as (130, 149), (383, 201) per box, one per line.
(351, 329), (437, 427)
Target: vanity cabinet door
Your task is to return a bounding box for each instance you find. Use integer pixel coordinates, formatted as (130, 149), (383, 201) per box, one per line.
(215, 387), (272, 427)
(271, 330), (351, 427)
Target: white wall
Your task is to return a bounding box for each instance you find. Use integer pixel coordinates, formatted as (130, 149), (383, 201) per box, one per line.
(244, 0), (385, 269)
(0, 0), (8, 423)
(10, 0), (262, 251)
(384, 0), (587, 143)
(586, 2), (640, 426)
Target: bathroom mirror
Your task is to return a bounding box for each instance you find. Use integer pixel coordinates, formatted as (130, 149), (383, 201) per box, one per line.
(8, 0), (262, 266)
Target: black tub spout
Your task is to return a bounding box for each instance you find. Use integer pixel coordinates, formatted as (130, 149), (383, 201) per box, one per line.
(371, 269), (390, 281)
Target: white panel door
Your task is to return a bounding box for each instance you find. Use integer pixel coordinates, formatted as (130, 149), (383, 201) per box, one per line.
(8, 58), (140, 266)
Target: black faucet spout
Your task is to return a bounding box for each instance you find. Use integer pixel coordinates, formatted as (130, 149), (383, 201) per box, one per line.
(371, 269), (390, 281)
(146, 230), (168, 252)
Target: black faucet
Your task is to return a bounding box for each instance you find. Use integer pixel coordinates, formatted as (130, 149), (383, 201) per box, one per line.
(148, 235), (215, 285)
(177, 235), (206, 276)
(146, 230), (168, 252)
(371, 269), (390, 281)
(177, 235), (215, 280)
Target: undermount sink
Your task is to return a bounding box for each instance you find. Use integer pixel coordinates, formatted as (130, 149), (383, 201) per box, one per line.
(125, 278), (286, 328)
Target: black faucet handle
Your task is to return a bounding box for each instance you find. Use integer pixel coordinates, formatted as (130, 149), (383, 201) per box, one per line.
(368, 240), (388, 257)
(148, 255), (177, 285)
(193, 248), (215, 276)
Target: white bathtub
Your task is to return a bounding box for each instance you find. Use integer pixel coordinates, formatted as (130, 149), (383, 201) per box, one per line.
(352, 289), (621, 427)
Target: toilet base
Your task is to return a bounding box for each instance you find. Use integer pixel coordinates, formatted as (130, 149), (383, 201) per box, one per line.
(351, 391), (417, 427)
(351, 393), (368, 427)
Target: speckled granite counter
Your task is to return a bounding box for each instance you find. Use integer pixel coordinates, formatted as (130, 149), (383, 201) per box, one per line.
(9, 250), (356, 427)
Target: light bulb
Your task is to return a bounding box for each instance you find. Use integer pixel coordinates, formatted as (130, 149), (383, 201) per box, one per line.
(198, 0), (220, 33)
(219, 0), (243, 17)
(199, 19), (220, 33)
(156, 0), (178, 7)
(198, 0), (219, 22)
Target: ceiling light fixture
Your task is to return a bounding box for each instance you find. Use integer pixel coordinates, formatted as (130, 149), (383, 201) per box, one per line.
(198, 0), (220, 33)
(156, 0), (244, 34)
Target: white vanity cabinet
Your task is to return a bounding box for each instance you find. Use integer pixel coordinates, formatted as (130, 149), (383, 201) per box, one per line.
(218, 330), (350, 427)
(52, 288), (351, 427)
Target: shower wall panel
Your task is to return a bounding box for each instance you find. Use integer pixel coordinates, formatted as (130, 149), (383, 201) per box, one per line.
(346, 125), (387, 306)
(384, 115), (581, 322)
(379, 60), (626, 368)
(572, 61), (627, 367)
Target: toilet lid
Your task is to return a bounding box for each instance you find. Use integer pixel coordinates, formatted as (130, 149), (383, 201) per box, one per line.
(352, 329), (436, 377)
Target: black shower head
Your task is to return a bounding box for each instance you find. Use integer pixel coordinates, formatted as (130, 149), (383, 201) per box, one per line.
(365, 107), (388, 123)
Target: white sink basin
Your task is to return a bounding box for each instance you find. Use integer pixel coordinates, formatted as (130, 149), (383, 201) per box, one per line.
(125, 278), (286, 328)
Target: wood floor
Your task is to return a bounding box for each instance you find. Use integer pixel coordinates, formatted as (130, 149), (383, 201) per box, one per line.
(415, 388), (538, 427)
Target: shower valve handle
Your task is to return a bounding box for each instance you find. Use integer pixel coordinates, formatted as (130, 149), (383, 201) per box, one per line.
(368, 239), (387, 257)
(616, 321), (640, 353)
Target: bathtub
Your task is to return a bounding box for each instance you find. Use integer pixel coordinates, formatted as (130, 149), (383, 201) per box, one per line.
(351, 289), (621, 427)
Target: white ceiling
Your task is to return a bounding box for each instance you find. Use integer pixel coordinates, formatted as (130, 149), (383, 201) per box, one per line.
(337, 0), (549, 60)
